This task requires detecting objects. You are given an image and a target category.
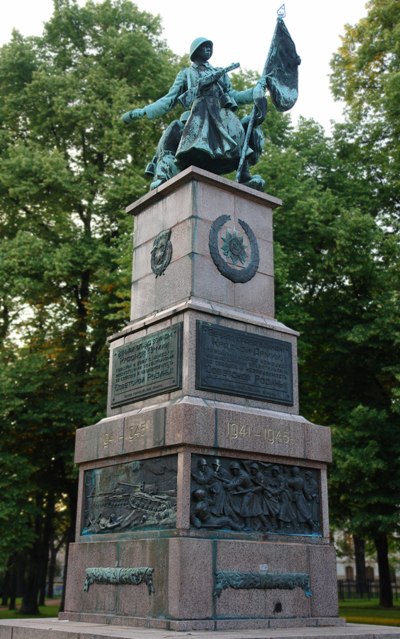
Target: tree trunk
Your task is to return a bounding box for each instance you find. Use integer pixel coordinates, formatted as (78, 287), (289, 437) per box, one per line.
(8, 562), (16, 611)
(1, 567), (9, 606)
(20, 507), (43, 615)
(19, 549), (40, 615)
(373, 532), (393, 607)
(7, 554), (21, 610)
(39, 492), (54, 605)
(353, 535), (367, 597)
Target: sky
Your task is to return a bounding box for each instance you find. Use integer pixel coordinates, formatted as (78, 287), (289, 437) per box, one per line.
(1, 0), (369, 131)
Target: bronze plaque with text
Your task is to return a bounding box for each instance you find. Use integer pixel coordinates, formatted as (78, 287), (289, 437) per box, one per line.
(196, 321), (293, 405)
(111, 324), (183, 407)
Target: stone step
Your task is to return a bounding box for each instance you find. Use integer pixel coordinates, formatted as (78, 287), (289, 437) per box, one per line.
(1, 619), (400, 639)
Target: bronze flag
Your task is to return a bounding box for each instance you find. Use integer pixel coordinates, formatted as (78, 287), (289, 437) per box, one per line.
(265, 16), (301, 112)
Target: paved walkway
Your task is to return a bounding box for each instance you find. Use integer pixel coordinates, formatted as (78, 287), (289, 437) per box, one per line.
(1, 618), (400, 639)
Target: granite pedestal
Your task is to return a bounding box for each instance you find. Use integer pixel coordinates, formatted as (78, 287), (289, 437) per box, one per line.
(59, 167), (341, 631)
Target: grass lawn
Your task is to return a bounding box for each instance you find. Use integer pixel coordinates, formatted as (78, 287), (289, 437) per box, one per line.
(0, 599), (60, 619)
(339, 598), (400, 626)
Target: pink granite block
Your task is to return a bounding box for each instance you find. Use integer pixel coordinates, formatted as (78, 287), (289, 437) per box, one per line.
(233, 272), (275, 317)
(74, 424), (98, 464)
(163, 180), (195, 229)
(117, 539), (169, 618)
(216, 407), (306, 459)
(123, 408), (165, 454)
(175, 449), (192, 529)
(132, 240), (153, 281)
(215, 539), (311, 620)
(169, 619), (215, 631)
(123, 327), (147, 342)
(131, 274), (156, 321)
(194, 179), (236, 222)
(305, 422), (332, 462)
(11, 629), (78, 639)
(192, 215), (212, 257)
(153, 254), (193, 310)
(0, 626), (12, 639)
(192, 253), (236, 306)
(257, 238), (274, 276)
(63, 541), (118, 615)
(165, 401), (216, 448)
(145, 318), (172, 334)
(268, 618), (317, 628)
(319, 467), (331, 538)
(115, 390), (174, 415)
(107, 336), (124, 416)
(167, 217), (193, 262)
(179, 312), (196, 396)
(308, 543), (339, 617)
(234, 194), (275, 242)
(95, 417), (125, 460)
(74, 417), (124, 464)
(133, 199), (164, 247)
(167, 537), (213, 619)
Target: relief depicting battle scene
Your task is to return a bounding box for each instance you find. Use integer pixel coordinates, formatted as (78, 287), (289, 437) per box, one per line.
(82, 456), (177, 534)
(190, 455), (321, 535)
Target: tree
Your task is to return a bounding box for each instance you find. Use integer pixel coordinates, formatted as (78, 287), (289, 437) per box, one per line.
(0, 0), (180, 613)
(327, 0), (400, 606)
(255, 101), (400, 606)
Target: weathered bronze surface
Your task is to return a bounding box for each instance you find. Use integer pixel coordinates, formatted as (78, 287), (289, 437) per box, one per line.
(196, 322), (293, 405)
(82, 455), (177, 535)
(151, 228), (173, 277)
(209, 215), (259, 283)
(214, 570), (312, 598)
(122, 40), (267, 191)
(111, 323), (183, 407)
(236, 6), (301, 182)
(191, 455), (321, 535)
(83, 567), (155, 594)
(122, 12), (300, 192)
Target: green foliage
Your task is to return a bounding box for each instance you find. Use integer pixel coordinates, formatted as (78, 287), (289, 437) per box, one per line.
(253, 0), (400, 603)
(0, 454), (38, 567)
(326, 0), (400, 542)
(256, 88), (399, 548)
(0, 0), (179, 594)
(330, 0), (400, 234)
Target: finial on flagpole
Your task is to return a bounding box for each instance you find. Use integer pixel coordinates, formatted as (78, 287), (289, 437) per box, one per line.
(277, 4), (286, 19)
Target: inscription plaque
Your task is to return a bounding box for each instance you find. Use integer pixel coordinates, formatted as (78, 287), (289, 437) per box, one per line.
(196, 322), (293, 405)
(111, 323), (183, 407)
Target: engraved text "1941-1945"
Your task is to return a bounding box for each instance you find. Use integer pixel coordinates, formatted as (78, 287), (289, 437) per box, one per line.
(226, 422), (294, 446)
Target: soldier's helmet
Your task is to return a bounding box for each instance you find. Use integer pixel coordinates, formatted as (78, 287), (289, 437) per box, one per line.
(190, 37), (213, 61)
(229, 461), (241, 471)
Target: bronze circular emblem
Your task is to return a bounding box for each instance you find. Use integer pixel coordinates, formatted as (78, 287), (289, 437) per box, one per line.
(209, 214), (259, 283)
(151, 229), (173, 277)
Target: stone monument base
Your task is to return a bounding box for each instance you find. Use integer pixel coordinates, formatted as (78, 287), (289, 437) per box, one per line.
(2, 618), (400, 638)
(61, 168), (342, 632)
